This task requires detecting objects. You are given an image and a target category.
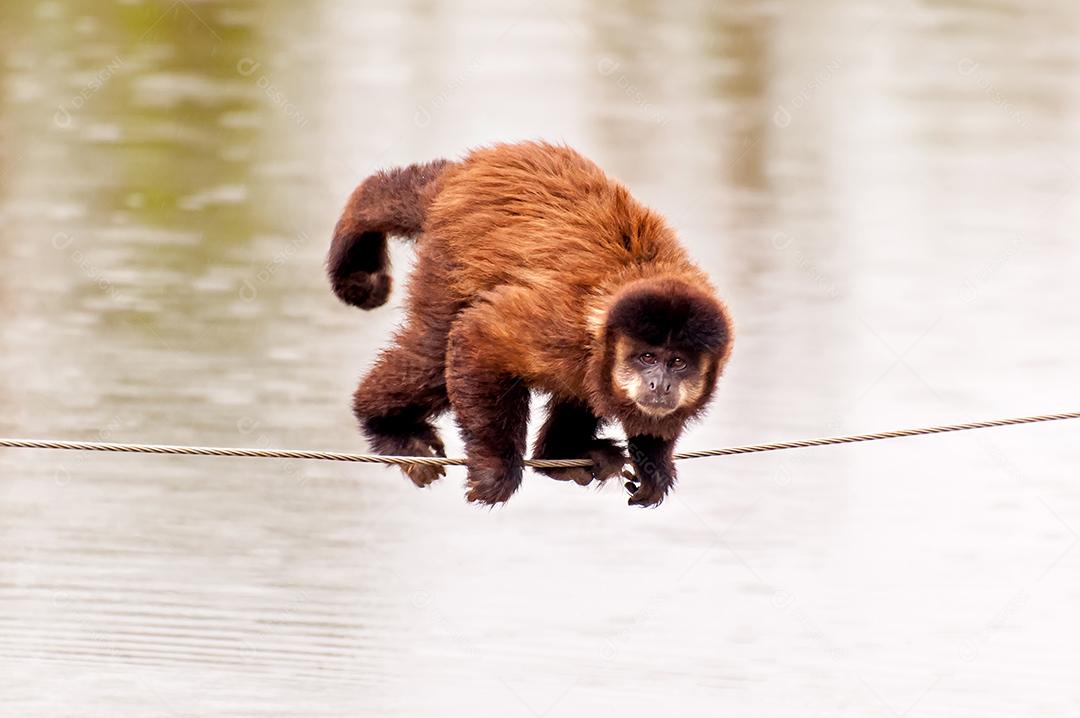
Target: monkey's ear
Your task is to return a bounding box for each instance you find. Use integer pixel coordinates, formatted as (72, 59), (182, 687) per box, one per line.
(606, 278), (732, 354)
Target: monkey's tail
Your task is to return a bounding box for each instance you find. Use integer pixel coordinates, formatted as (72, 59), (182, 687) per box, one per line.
(327, 159), (451, 309)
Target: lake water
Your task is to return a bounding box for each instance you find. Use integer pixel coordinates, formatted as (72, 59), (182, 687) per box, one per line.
(2, 1), (1080, 715)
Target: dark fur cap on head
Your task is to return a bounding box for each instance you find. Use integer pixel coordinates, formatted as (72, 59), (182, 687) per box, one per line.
(606, 277), (731, 354)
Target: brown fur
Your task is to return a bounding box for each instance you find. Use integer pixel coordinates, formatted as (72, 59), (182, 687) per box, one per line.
(330, 141), (733, 507)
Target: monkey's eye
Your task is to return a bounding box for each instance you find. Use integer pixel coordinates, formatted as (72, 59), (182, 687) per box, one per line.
(639, 353), (658, 366)
(670, 357), (686, 371)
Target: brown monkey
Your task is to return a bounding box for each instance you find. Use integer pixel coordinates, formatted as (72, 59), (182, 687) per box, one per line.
(328, 141), (732, 507)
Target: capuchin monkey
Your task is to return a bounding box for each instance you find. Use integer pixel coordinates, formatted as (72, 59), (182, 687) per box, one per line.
(328, 141), (733, 507)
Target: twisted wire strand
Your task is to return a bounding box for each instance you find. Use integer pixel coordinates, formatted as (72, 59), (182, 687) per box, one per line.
(671, 410), (1080, 460)
(0, 411), (1077, 468)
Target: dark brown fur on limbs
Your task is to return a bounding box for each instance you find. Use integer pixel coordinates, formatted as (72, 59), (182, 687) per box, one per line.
(328, 141), (733, 507)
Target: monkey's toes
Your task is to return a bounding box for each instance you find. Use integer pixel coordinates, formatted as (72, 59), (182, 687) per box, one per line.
(587, 441), (628, 482)
(403, 463), (445, 488)
(398, 436), (447, 487)
(538, 466), (594, 486)
(533, 439), (626, 486)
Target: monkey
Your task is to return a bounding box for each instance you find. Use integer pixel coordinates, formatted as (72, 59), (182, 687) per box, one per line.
(328, 141), (733, 507)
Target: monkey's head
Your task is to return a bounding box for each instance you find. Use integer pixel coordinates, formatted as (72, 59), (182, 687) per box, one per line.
(594, 277), (732, 433)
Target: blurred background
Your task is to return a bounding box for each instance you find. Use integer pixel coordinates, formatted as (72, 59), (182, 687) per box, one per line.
(2, 0), (1080, 715)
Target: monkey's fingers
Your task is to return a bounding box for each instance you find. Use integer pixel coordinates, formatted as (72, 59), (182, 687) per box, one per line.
(628, 482), (666, 508)
(621, 469), (664, 506)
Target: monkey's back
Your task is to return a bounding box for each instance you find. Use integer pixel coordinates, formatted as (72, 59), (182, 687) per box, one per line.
(426, 141), (701, 305)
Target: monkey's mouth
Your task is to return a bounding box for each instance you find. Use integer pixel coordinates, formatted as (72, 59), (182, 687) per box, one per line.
(634, 396), (678, 417)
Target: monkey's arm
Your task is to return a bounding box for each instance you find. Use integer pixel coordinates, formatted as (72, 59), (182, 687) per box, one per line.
(532, 399), (626, 486)
(446, 285), (599, 504)
(445, 298), (533, 505)
(624, 434), (676, 507)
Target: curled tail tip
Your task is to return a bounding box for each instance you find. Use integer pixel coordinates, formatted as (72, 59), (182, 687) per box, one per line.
(328, 158), (450, 310)
(331, 267), (392, 310)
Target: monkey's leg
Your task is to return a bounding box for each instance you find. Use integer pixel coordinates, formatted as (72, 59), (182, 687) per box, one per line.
(532, 399), (626, 486)
(446, 318), (531, 506)
(623, 434), (676, 507)
(353, 336), (451, 488)
(352, 238), (460, 488)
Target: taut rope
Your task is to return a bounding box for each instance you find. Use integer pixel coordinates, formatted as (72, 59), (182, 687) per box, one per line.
(1, 411), (1077, 468)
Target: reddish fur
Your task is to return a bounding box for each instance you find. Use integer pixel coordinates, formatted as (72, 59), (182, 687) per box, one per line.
(330, 141), (733, 507)
(328, 160), (450, 309)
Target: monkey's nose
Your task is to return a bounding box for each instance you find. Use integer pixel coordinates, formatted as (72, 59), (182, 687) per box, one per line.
(648, 380), (672, 394)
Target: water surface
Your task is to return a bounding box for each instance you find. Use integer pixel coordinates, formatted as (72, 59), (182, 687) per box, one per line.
(2, 1), (1080, 715)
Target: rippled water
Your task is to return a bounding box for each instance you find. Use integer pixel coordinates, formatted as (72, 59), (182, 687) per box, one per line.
(2, 1), (1080, 715)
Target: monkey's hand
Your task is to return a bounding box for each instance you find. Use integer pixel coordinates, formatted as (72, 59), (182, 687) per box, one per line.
(622, 466), (674, 508)
(534, 439), (627, 486)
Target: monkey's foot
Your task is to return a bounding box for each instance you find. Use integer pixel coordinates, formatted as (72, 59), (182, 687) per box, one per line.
(622, 469), (668, 508)
(535, 439), (627, 486)
(540, 466), (593, 486)
(403, 463), (444, 488)
(397, 435), (447, 488)
(465, 466), (522, 506)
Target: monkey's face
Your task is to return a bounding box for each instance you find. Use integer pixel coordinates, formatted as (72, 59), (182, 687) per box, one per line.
(601, 276), (732, 421)
(613, 336), (707, 417)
